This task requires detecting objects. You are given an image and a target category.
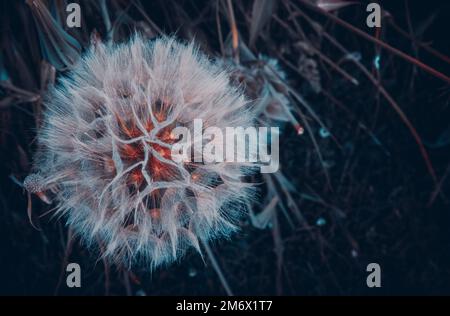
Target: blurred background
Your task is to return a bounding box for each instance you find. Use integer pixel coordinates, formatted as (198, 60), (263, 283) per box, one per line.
(1, 0), (450, 295)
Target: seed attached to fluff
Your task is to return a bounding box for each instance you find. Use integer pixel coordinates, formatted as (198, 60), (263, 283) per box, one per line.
(23, 173), (51, 204)
(23, 173), (44, 193)
(29, 35), (258, 268)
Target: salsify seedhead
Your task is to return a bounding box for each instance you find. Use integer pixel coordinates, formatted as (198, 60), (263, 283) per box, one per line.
(27, 35), (257, 268)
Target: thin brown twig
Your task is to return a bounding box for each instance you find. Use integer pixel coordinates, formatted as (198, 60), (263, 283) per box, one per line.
(202, 240), (233, 296)
(388, 20), (450, 65)
(296, 0), (450, 84)
(226, 0), (239, 63)
(54, 228), (74, 295)
(216, 0), (225, 57)
(427, 163), (450, 207)
(290, 3), (438, 184)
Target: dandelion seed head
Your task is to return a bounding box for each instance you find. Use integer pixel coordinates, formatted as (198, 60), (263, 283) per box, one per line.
(30, 35), (258, 269)
(23, 173), (44, 193)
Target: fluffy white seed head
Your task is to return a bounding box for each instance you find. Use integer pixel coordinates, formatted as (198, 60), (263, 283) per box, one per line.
(29, 35), (258, 269)
(23, 173), (45, 193)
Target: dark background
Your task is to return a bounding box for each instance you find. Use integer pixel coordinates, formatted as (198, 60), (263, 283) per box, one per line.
(1, 0), (450, 295)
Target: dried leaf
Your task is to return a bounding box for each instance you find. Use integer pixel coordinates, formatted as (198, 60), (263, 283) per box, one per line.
(27, 192), (41, 231)
(314, 0), (358, 12)
(249, 196), (278, 229)
(27, 0), (81, 71)
(249, 0), (275, 47)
